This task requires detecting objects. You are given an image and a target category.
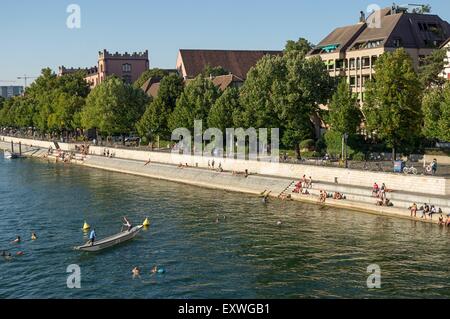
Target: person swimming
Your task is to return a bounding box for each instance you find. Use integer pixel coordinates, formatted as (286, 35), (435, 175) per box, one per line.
(132, 267), (141, 278)
(151, 266), (158, 274)
(31, 232), (37, 241)
(12, 236), (21, 244)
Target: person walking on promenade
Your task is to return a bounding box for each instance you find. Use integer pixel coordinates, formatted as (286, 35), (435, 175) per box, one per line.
(431, 159), (438, 176)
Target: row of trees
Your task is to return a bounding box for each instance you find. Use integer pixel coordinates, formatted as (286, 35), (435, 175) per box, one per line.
(0, 38), (448, 158)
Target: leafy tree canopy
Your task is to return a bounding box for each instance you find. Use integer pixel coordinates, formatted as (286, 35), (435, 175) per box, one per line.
(363, 49), (423, 156)
(81, 76), (149, 136)
(419, 48), (447, 88)
(202, 65), (229, 78)
(133, 68), (171, 89)
(168, 76), (220, 132)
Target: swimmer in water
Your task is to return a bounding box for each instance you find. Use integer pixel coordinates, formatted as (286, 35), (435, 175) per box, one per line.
(2, 251), (12, 260)
(151, 266), (158, 274)
(132, 267), (141, 278)
(12, 236), (21, 244)
(31, 232), (37, 241)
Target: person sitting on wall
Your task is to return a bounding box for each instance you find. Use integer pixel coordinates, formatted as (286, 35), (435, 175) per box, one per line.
(429, 205), (437, 220)
(333, 192), (344, 200)
(372, 182), (380, 197)
(438, 214), (445, 226)
(318, 190), (327, 203)
(422, 204), (430, 220)
(293, 181), (302, 194)
(307, 177), (313, 189)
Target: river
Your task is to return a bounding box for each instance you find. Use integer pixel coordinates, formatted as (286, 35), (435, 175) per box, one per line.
(0, 152), (449, 299)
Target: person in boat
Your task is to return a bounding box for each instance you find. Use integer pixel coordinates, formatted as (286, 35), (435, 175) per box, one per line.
(123, 217), (133, 232)
(31, 232), (37, 241)
(88, 229), (96, 246)
(12, 236), (21, 244)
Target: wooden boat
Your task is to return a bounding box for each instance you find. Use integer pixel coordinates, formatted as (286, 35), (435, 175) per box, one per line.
(74, 225), (143, 252)
(4, 151), (18, 159)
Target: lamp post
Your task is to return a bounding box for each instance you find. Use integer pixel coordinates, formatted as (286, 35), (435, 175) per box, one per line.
(343, 133), (349, 168)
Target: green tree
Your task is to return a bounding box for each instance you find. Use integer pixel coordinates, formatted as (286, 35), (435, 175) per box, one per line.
(284, 37), (313, 55)
(136, 74), (184, 141)
(363, 49), (423, 159)
(422, 86), (443, 139)
(239, 55), (286, 129)
(280, 54), (334, 157)
(439, 86), (450, 141)
(81, 77), (149, 137)
(208, 87), (240, 132)
(419, 49), (447, 87)
(169, 76), (220, 132)
(327, 79), (362, 134)
(133, 68), (170, 89)
(202, 65), (229, 77)
(239, 50), (333, 157)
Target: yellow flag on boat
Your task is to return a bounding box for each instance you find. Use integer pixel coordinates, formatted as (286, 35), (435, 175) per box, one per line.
(83, 221), (91, 231)
(143, 218), (151, 227)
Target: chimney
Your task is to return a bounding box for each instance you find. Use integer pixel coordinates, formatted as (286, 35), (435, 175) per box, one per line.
(360, 11), (366, 23)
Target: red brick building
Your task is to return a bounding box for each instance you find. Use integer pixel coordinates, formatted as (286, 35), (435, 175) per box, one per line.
(59, 49), (149, 88)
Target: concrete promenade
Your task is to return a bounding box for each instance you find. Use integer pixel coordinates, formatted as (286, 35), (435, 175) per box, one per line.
(1, 136), (449, 225)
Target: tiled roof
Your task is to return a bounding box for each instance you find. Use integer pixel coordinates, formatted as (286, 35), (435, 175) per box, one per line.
(179, 49), (282, 79)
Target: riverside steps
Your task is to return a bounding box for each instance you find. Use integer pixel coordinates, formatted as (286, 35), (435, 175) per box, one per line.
(1, 136), (449, 225)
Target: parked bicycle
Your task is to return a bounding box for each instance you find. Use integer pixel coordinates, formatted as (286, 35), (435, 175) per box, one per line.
(403, 165), (418, 175)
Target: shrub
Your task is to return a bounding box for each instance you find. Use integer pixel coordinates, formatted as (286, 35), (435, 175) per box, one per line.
(324, 130), (366, 158)
(301, 151), (321, 159)
(351, 152), (366, 161)
(300, 139), (315, 151)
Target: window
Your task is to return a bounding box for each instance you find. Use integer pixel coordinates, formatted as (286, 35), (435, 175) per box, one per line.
(362, 57), (370, 68)
(349, 58), (356, 69)
(122, 63), (132, 73)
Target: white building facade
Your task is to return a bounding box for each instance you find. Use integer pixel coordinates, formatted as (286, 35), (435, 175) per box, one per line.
(441, 39), (450, 80)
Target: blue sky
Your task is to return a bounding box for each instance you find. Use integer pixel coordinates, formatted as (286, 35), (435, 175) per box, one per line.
(1, 0), (450, 84)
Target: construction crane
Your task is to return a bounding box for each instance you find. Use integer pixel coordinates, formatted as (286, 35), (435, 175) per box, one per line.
(17, 75), (37, 88)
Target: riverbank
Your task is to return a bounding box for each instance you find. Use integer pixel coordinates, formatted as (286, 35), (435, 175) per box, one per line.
(1, 137), (449, 225)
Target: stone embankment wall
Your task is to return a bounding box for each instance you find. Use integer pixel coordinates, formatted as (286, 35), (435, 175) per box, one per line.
(1, 136), (449, 196)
